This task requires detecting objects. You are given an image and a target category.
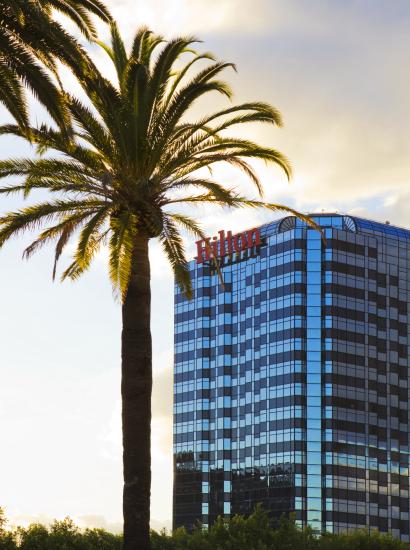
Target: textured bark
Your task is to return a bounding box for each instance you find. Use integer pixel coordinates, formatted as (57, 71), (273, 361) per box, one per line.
(121, 235), (152, 550)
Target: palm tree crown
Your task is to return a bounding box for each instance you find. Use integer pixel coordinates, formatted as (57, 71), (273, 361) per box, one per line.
(0, 0), (111, 129)
(0, 23), (310, 297)
(0, 23), (317, 550)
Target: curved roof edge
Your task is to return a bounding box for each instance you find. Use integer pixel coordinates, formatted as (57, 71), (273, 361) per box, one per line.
(274, 213), (410, 239)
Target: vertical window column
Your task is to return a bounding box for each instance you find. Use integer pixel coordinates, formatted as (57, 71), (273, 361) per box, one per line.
(199, 357), (210, 527)
(218, 272), (233, 519)
(306, 230), (323, 531)
(218, 365), (232, 518)
(199, 276), (212, 526)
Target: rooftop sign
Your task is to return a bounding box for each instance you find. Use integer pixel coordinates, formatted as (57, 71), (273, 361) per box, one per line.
(195, 228), (261, 264)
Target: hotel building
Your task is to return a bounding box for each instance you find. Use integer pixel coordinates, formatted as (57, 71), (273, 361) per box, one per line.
(173, 214), (410, 539)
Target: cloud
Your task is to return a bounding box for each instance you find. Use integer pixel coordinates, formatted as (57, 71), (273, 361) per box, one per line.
(103, 0), (269, 39)
(57, 0), (410, 228)
(213, 4), (410, 220)
(153, 350), (173, 418)
(77, 515), (123, 533)
(6, 513), (123, 534)
(151, 348), (174, 525)
(151, 411), (173, 527)
(149, 241), (173, 281)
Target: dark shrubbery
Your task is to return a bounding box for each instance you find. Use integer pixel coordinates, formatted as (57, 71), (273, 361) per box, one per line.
(151, 508), (409, 550)
(0, 510), (122, 550)
(0, 507), (408, 549)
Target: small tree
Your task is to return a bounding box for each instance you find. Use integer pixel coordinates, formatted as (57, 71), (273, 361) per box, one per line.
(16, 523), (50, 550)
(0, 508), (17, 550)
(0, 507), (6, 531)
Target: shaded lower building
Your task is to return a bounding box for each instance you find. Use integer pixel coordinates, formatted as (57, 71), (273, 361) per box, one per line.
(173, 213), (410, 540)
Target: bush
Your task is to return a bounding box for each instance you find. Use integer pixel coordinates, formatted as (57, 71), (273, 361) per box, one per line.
(0, 511), (122, 550)
(0, 507), (408, 549)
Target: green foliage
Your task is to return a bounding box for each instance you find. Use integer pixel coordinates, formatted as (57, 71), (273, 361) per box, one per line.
(0, 515), (122, 550)
(0, 508), (17, 550)
(150, 509), (410, 550)
(0, 508), (408, 550)
(150, 508), (317, 550)
(320, 529), (410, 550)
(0, 0), (111, 130)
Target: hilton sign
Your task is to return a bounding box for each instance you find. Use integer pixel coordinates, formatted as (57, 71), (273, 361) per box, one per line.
(195, 228), (261, 264)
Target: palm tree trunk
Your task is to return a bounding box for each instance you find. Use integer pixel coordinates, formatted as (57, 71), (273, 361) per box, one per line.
(121, 234), (152, 550)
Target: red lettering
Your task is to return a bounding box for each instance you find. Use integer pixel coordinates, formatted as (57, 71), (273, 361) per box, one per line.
(218, 230), (226, 257)
(211, 236), (218, 258)
(195, 238), (211, 264)
(247, 228), (261, 247)
(226, 231), (233, 255)
(195, 227), (261, 264)
(232, 232), (248, 253)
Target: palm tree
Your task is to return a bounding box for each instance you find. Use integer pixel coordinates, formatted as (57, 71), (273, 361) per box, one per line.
(0, 0), (111, 130)
(0, 24), (313, 550)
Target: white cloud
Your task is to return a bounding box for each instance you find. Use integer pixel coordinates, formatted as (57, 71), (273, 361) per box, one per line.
(103, 0), (269, 39)
(77, 515), (123, 533)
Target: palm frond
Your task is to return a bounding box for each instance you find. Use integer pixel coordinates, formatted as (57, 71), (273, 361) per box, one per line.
(148, 37), (198, 107)
(152, 80), (233, 145)
(23, 210), (94, 259)
(166, 213), (205, 239)
(131, 27), (163, 66)
(163, 178), (237, 203)
(0, 199), (105, 246)
(159, 215), (192, 298)
(0, 62), (29, 130)
(110, 22), (128, 84)
(68, 97), (116, 163)
(0, 157), (95, 182)
(130, 27), (152, 61)
(50, 0), (97, 39)
(66, 0), (112, 22)
(75, 207), (110, 268)
(166, 52), (215, 102)
(167, 194), (320, 231)
(52, 218), (78, 279)
(61, 259), (87, 281)
(0, 27), (71, 131)
(108, 211), (138, 296)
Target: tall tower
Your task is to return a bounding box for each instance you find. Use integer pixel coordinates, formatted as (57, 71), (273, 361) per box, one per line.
(173, 214), (410, 540)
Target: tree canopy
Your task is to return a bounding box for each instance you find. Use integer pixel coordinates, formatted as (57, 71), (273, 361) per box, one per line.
(0, 23), (311, 299)
(0, 0), (111, 130)
(0, 508), (407, 550)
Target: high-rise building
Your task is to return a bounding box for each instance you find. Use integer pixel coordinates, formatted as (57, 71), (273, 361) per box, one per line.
(173, 213), (410, 539)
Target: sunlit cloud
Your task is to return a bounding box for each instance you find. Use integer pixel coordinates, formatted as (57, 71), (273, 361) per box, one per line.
(103, 0), (270, 39)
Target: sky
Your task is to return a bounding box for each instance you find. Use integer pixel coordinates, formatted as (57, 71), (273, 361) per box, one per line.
(1, 0), (410, 533)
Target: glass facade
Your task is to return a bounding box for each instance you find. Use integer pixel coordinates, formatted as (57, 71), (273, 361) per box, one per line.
(173, 214), (410, 540)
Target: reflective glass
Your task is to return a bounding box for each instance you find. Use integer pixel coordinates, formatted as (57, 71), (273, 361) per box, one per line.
(174, 213), (410, 540)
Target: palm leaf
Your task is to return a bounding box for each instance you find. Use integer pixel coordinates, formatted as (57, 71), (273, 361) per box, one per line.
(0, 62), (29, 129)
(110, 23), (128, 84)
(0, 199), (105, 246)
(159, 215), (192, 298)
